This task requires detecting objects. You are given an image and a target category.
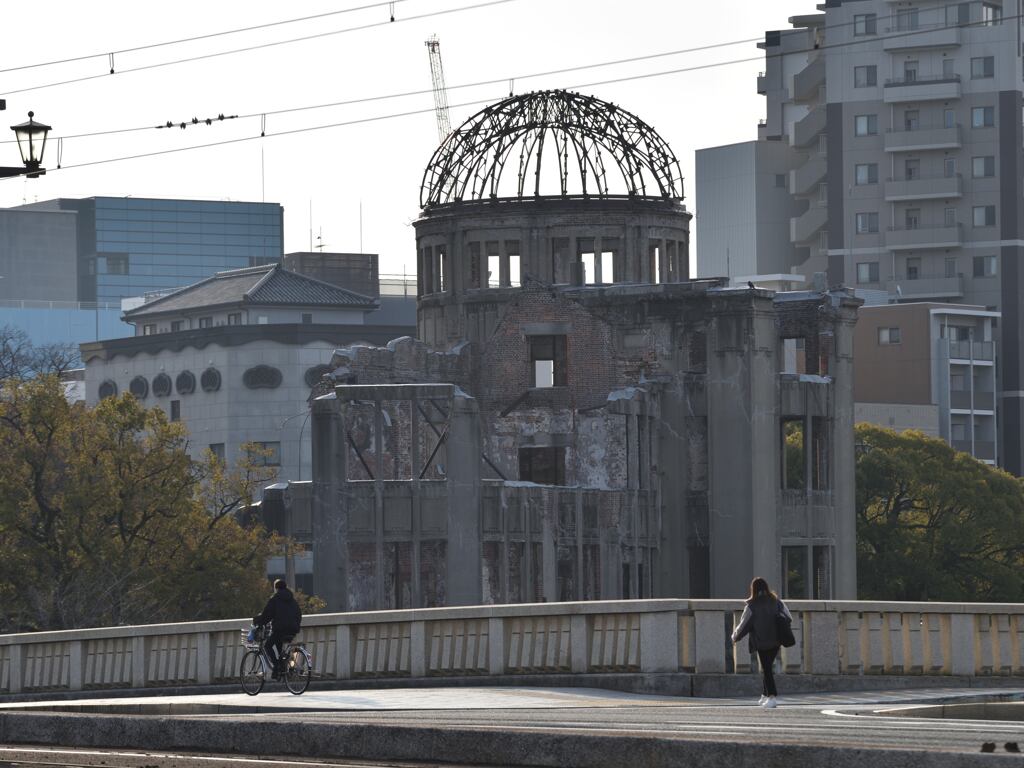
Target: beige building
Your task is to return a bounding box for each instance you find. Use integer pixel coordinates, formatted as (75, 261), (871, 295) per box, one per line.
(855, 302), (999, 463)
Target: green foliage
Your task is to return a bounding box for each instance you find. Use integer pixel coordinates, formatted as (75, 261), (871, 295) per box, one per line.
(0, 376), (292, 631)
(855, 423), (1024, 602)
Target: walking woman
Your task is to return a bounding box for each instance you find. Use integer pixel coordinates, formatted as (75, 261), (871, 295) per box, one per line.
(731, 576), (792, 708)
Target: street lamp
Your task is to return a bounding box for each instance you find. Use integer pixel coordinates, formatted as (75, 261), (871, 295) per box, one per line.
(1, 111), (51, 179)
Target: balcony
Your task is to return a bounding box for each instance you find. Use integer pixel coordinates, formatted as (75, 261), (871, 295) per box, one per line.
(884, 174), (962, 201)
(757, 72), (767, 94)
(882, 24), (961, 51)
(884, 75), (961, 103)
(949, 340), (995, 361)
(952, 439), (996, 461)
(791, 56), (825, 103)
(791, 104), (826, 148)
(951, 390), (995, 411)
(885, 125), (961, 153)
(790, 204), (828, 244)
(790, 153), (827, 196)
(885, 223), (962, 251)
(886, 273), (964, 299)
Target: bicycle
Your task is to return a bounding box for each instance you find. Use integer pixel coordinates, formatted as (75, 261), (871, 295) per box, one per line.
(239, 623), (312, 695)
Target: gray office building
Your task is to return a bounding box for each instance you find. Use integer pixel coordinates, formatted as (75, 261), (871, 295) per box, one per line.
(696, 0), (1024, 472)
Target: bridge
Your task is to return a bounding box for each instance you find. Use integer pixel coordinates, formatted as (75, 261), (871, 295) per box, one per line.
(1, 599), (1022, 766)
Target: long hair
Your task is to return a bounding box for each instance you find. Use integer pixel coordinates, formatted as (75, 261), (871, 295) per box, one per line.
(747, 576), (777, 602)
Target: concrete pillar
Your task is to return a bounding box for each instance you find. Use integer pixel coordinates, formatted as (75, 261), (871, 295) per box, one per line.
(570, 614), (588, 673)
(950, 613), (977, 676)
(487, 617), (506, 675)
(543, 504), (558, 603)
(196, 632), (211, 685)
(640, 611), (679, 673)
(311, 397), (347, 612)
(446, 393), (482, 605)
(8, 645), (21, 694)
(832, 308), (859, 598)
(335, 625), (353, 679)
(69, 640), (84, 692)
(410, 621), (427, 678)
(131, 636), (146, 689)
(695, 610), (726, 673)
(808, 611), (840, 674)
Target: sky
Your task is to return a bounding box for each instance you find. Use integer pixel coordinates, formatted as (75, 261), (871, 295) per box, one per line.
(0, 0), (820, 280)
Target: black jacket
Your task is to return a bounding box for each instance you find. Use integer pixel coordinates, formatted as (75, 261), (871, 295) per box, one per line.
(253, 587), (302, 634)
(732, 594), (791, 653)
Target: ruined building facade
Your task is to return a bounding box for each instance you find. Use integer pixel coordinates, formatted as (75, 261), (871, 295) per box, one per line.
(310, 90), (860, 610)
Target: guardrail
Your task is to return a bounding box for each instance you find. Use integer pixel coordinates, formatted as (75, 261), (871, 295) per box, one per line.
(1, 600), (1022, 694)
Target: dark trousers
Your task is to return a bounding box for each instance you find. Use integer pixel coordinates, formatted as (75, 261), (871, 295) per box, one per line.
(264, 629), (295, 670)
(757, 647), (779, 696)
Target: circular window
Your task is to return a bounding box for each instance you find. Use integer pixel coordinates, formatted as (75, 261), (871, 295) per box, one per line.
(243, 365), (282, 390)
(175, 370), (196, 395)
(304, 364), (333, 388)
(128, 376), (149, 399)
(152, 373), (172, 397)
(98, 380), (118, 399)
(200, 367), (221, 392)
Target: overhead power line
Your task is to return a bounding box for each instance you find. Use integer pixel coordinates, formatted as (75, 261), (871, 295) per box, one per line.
(0, 0), (521, 96)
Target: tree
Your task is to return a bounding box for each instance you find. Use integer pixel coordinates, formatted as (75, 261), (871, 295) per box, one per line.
(855, 423), (1024, 602)
(0, 376), (285, 631)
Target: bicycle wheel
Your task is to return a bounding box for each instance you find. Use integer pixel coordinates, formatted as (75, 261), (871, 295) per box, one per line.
(240, 649), (265, 696)
(284, 647), (311, 695)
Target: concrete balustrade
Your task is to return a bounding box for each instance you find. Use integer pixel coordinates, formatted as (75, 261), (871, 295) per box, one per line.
(1, 600), (1022, 695)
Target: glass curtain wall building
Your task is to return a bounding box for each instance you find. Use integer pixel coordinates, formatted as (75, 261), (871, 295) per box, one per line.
(17, 197), (283, 303)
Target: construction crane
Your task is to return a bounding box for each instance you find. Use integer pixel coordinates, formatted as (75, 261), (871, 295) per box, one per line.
(425, 35), (452, 143)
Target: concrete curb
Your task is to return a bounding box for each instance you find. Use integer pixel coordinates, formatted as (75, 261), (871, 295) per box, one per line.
(0, 711), (1019, 768)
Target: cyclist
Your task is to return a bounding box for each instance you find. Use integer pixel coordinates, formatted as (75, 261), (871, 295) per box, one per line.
(253, 578), (302, 679)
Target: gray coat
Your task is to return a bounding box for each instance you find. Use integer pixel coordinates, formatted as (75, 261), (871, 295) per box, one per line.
(732, 594), (792, 653)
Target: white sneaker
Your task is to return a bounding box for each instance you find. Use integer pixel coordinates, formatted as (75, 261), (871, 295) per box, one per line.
(762, 696), (778, 709)
(757, 695), (768, 706)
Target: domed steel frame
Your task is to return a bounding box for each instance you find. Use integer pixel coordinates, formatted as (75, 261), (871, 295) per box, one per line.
(420, 90), (684, 208)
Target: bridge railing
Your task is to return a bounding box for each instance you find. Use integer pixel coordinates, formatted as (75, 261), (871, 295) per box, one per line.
(1, 600), (1022, 694)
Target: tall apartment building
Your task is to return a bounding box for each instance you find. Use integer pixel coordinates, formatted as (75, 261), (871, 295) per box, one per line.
(696, 0), (1024, 472)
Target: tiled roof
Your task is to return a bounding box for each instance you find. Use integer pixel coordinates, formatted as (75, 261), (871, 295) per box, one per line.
(124, 264), (377, 318)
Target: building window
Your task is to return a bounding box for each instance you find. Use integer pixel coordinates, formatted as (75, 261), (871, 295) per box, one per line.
(518, 446), (566, 485)
(199, 316), (213, 328)
(903, 110), (919, 131)
(972, 156), (995, 178)
(972, 106), (995, 128)
(775, 174), (786, 189)
(903, 60), (919, 82)
(896, 8), (919, 31)
(906, 257), (921, 280)
(854, 13), (877, 35)
(257, 315), (269, 325)
(945, 257), (958, 278)
(878, 327), (901, 345)
(170, 320), (183, 332)
(250, 441), (281, 467)
(104, 253), (129, 275)
(904, 158), (920, 180)
(227, 313), (242, 325)
(944, 109), (956, 128)
(944, 207), (957, 227)
(855, 163), (878, 185)
(529, 335), (567, 388)
(973, 255), (998, 277)
(142, 324), (157, 336)
(170, 400), (180, 422)
(982, 3), (1001, 25)
(854, 114), (878, 136)
(209, 443), (225, 461)
(905, 208), (921, 230)
(301, 313), (313, 324)
(944, 157), (957, 178)
(855, 212), (878, 234)
(782, 546), (808, 599)
(854, 65), (877, 87)
(973, 205), (996, 227)
(946, 2), (969, 26)
(856, 261), (880, 284)
(942, 58), (955, 79)
(971, 56), (995, 79)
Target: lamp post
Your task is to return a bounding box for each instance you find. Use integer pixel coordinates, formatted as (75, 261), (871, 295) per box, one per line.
(0, 111), (51, 179)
